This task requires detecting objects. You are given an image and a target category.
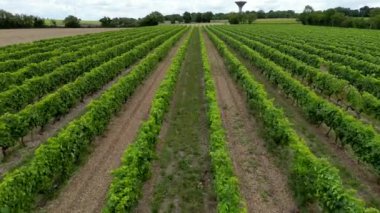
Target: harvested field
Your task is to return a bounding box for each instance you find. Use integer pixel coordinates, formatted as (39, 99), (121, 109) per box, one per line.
(0, 28), (122, 47)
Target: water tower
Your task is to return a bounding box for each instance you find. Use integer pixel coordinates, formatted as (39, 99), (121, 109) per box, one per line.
(235, 1), (247, 13)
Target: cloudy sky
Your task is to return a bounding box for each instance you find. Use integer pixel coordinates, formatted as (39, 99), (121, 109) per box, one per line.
(1, 0), (379, 20)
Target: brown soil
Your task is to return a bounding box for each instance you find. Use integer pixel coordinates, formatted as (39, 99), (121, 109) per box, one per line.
(0, 28), (121, 47)
(203, 33), (298, 212)
(232, 45), (380, 208)
(39, 36), (186, 213)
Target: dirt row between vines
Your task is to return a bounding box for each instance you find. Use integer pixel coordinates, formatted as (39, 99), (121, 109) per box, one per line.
(0, 28), (122, 47)
(39, 34), (188, 213)
(203, 33), (297, 213)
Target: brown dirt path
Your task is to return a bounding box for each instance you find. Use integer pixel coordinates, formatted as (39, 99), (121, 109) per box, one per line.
(230, 44), (380, 209)
(0, 28), (121, 47)
(203, 33), (297, 212)
(39, 34), (187, 213)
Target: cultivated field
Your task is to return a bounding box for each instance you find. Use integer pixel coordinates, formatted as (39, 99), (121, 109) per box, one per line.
(0, 28), (122, 47)
(0, 24), (379, 213)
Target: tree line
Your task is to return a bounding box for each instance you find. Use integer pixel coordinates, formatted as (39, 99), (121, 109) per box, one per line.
(299, 5), (380, 29)
(0, 9), (45, 28)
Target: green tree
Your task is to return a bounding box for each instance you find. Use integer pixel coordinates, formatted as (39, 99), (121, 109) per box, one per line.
(228, 13), (240, 24)
(99, 16), (113, 27)
(63, 15), (80, 28)
(257, 10), (266, 18)
(183, 12), (191, 23)
(246, 12), (257, 24)
(202, 12), (213, 22)
(33, 17), (45, 28)
(370, 14), (380, 29)
(330, 12), (346, 26)
(139, 11), (164, 26)
(195, 13), (202, 23)
(51, 19), (57, 27)
(304, 5), (314, 13)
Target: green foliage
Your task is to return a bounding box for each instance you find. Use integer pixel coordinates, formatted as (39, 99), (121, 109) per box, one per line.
(299, 5), (380, 29)
(0, 29), (155, 91)
(183, 12), (192, 23)
(139, 11), (164, 26)
(0, 28), (180, 152)
(199, 29), (246, 213)
(164, 14), (183, 24)
(228, 12), (257, 24)
(99, 16), (137, 28)
(63, 15), (81, 28)
(214, 27), (380, 120)
(0, 29), (162, 116)
(104, 28), (191, 212)
(99, 16), (112, 27)
(228, 13), (241, 25)
(0, 27), (186, 211)
(208, 26), (380, 176)
(0, 9), (46, 28)
(206, 27), (374, 212)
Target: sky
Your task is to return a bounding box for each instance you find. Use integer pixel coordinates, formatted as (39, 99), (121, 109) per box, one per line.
(0, 0), (379, 20)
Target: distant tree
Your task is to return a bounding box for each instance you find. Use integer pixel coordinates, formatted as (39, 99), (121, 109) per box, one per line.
(213, 13), (228, 20)
(370, 8), (380, 29)
(112, 17), (137, 27)
(257, 10), (266, 18)
(246, 12), (257, 24)
(370, 15), (380, 29)
(370, 8), (380, 17)
(304, 5), (314, 13)
(64, 15), (81, 28)
(202, 12), (213, 22)
(164, 14), (183, 24)
(51, 19), (57, 27)
(352, 18), (369, 28)
(330, 12), (346, 26)
(360, 6), (371, 17)
(151, 11), (164, 22)
(33, 17), (45, 27)
(194, 13), (202, 23)
(228, 13), (241, 24)
(99, 16), (113, 27)
(183, 12), (191, 23)
(139, 11), (164, 26)
(0, 9), (47, 28)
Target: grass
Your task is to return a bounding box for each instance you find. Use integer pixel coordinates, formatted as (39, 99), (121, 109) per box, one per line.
(255, 18), (299, 24)
(150, 29), (216, 212)
(45, 19), (101, 27)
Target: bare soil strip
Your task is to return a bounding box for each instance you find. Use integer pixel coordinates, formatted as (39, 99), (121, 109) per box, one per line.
(135, 30), (216, 213)
(0, 28), (121, 47)
(39, 35), (186, 213)
(203, 33), (297, 212)
(230, 45), (380, 209)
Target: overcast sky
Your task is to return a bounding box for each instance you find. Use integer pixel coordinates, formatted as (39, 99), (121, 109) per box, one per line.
(1, 0), (380, 20)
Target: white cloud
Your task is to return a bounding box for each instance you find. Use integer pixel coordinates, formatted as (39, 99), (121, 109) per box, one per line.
(0, 0), (379, 20)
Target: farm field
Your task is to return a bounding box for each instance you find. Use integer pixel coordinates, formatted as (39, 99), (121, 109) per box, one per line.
(254, 18), (299, 24)
(45, 19), (102, 27)
(0, 23), (379, 213)
(0, 28), (122, 47)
